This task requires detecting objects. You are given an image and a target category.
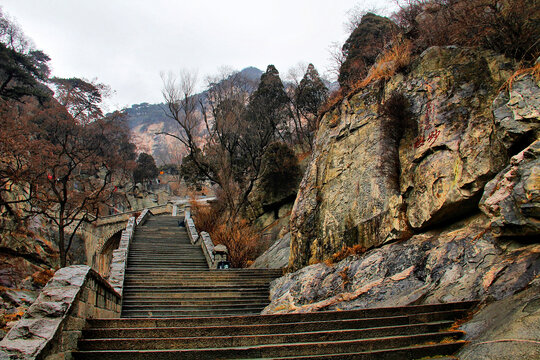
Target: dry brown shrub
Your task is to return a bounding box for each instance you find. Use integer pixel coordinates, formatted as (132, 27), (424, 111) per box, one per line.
(209, 219), (260, 268)
(189, 197), (219, 234)
(339, 266), (351, 288)
(319, 88), (346, 115)
(319, 39), (412, 119)
(190, 194), (259, 268)
(394, 0), (539, 62)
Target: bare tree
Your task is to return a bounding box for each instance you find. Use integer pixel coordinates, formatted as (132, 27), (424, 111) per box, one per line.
(326, 41), (347, 82)
(160, 70), (200, 149)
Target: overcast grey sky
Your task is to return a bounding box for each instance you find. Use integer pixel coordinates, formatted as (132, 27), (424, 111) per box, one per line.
(2, 0), (397, 110)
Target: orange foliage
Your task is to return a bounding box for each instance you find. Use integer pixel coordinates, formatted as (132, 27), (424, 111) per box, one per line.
(319, 39), (412, 118)
(190, 197), (259, 268)
(354, 39), (413, 90)
(209, 219), (260, 268)
(502, 62), (540, 92)
(31, 268), (55, 286)
(189, 196), (219, 234)
(319, 88), (346, 115)
(325, 244), (367, 265)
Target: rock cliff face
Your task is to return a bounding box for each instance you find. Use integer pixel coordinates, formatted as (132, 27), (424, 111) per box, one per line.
(289, 47), (537, 269)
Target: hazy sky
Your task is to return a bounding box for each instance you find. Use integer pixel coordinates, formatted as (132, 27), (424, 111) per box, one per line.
(2, 0), (398, 110)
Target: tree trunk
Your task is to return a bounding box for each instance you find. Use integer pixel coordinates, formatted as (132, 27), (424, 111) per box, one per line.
(58, 217), (67, 267)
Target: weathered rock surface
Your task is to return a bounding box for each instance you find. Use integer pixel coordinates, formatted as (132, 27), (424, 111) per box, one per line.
(289, 46), (539, 269)
(457, 278), (540, 360)
(480, 140), (540, 237)
(265, 215), (539, 315)
(0, 266), (91, 359)
(250, 233), (291, 269)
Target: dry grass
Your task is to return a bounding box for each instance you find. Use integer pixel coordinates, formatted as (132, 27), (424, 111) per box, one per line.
(339, 266), (351, 288)
(31, 268), (55, 286)
(394, 0), (539, 61)
(319, 88), (347, 116)
(209, 219), (260, 268)
(189, 196), (218, 234)
(501, 61), (540, 92)
(353, 40), (413, 90)
(325, 244), (367, 265)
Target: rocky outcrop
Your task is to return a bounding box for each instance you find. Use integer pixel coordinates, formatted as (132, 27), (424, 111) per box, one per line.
(274, 46), (539, 360)
(265, 215), (539, 314)
(0, 265), (120, 359)
(480, 140), (540, 237)
(289, 46), (538, 269)
(250, 233), (291, 269)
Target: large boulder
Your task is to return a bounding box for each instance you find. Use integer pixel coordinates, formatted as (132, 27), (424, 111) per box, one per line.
(250, 233), (291, 269)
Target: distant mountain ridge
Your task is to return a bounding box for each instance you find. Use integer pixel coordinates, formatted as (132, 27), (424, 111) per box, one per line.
(125, 67), (264, 164)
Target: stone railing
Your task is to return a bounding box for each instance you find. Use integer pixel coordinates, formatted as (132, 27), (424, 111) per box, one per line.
(186, 217), (199, 244)
(0, 265), (121, 360)
(107, 216), (135, 297)
(183, 207), (229, 269)
(95, 203), (172, 227)
(108, 207), (152, 296)
(135, 208), (150, 226)
(200, 232), (229, 269)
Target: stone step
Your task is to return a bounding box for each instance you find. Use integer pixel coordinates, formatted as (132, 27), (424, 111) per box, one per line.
(254, 343), (464, 359)
(79, 327), (462, 351)
(124, 264), (208, 271)
(121, 304), (270, 313)
(120, 299), (273, 307)
(124, 270), (282, 276)
(126, 262), (208, 266)
(121, 292), (270, 299)
(120, 309), (266, 318)
(122, 287), (269, 291)
(120, 294), (270, 301)
(124, 277), (278, 282)
(74, 334), (466, 359)
(83, 319), (454, 339)
(124, 276), (277, 282)
(92, 308), (471, 329)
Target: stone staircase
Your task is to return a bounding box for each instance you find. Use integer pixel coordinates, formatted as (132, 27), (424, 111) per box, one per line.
(121, 215), (281, 318)
(73, 215), (476, 359)
(75, 302), (475, 359)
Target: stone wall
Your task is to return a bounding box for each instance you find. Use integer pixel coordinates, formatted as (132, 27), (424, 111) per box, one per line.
(0, 265), (121, 360)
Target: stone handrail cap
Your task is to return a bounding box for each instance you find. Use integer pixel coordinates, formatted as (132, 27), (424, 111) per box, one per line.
(214, 244), (228, 254)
